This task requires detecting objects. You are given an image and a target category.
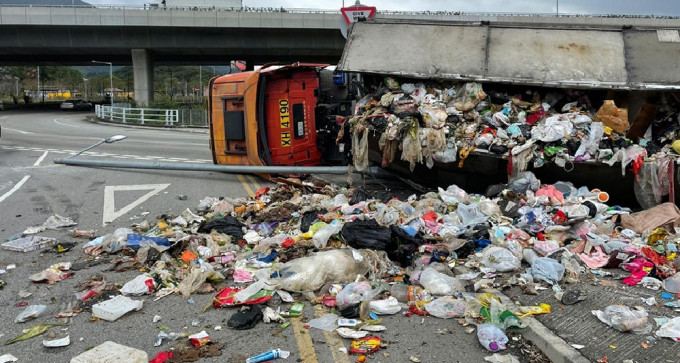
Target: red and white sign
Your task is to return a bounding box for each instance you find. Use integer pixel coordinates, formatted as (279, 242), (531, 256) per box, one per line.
(341, 6), (376, 25)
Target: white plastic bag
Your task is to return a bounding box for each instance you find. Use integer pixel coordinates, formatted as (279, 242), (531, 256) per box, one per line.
(312, 222), (343, 249)
(424, 296), (467, 318)
(120, 274), (156, 296)
(439, 184), (469, 205)
(527, 257), (564, 285)
(419, 267), (464, 296)
(336, 281), (379, 310)
(592, 305), (650, 333)
(481, 247), (521, 272)
(477, 323), (508, 352)
(15, 304), (47, 323)
(457, 203), (489, 227)
(656, 317), (680, 341)
(369, 296), (401, 315)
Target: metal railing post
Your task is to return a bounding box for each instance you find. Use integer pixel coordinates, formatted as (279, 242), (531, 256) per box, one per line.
(122, 108), (126, 123)
(140, 108), (145, 124)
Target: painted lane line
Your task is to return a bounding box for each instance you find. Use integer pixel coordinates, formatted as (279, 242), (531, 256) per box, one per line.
(0, 175), (30, 205)
(1, 127), (34, 135)
(246, 175), (262, 191)
(53, 115), (82, 128)
(237, 175), (255, 197)
(102, 184), (170, 226)
(33, 151), (49, 166)
(289, 316), (319, 363)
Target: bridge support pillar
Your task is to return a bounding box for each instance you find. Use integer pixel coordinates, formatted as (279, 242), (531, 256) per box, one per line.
(132, 49), (153, 106)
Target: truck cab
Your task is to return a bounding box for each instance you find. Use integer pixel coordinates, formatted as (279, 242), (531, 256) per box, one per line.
(208, 63), (350, 169)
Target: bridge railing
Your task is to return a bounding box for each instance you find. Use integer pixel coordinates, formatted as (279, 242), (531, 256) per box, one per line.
(95, 104), (179, 126)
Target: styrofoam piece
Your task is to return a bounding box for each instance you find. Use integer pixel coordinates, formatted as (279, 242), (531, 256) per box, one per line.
(92, 295), (143, 322)
(1, 236), (57, 252)
(70, 341), (148, 363)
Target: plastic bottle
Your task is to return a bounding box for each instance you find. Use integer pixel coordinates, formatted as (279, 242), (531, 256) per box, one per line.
(477, 323), (508, 352)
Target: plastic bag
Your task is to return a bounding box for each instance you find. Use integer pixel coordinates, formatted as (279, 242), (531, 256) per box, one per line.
(481, 247), (521, 272)
(527, 257), (564, 285)
(424, 296), (467, 318)
(433, 140), (457, 164)
(533, 240), (560, 256)
(477, 323), (508, 352)
(439, 184), (469, 205)
(43, 214), (77, 229)
(369, 296), (401, 315)
(306, 313), (338, 332)
(341, 219), (393, 251)
(15, 305), (47, 323)
(120, 274), (157, 296)
(457, 203), (489, 227)
(419, 267), (464, 296)
(102, 228), (133, 253)
(592, 305), (650, 333)
(452, 82), (486, 112)
(508, 172), (540, 194)
(352, 126), (369, 172)
(530, 115), (574, 142)
(197, 216), (245, 239)
(336, 281), (379, 310)
(575, 122), (604, 158)
(656, 317), (680, 342)
(312, 222), (343, 248)
(274, 249), (389, 293)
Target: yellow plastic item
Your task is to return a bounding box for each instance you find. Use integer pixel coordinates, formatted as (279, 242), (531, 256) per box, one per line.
(673, 140), (680, 154)
(516, 303), (551, 318)
(477, 293), (501, 308)
(157, 220), (168, 230)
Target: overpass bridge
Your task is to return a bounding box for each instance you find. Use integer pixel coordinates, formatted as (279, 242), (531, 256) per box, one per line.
(2, 5), (680, 104)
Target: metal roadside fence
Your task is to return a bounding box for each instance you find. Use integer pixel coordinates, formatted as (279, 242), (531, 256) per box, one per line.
(95, 105), (207, 127)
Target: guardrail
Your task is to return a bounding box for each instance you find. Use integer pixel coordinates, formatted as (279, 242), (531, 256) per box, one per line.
(95, 104), (178, 126)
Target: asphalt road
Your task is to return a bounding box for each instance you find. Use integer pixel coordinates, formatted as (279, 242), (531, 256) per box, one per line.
(0, 111), (533, 363)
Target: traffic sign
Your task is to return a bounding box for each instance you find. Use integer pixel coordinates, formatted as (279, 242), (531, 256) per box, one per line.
(341, 6), (376, 25)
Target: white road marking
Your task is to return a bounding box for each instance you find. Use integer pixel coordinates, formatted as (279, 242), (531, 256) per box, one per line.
(33, 151), (49, 166)
(1, 127), (34, 135)
(102, 183), (171, 226)
(53, 115), (82, 128)
(0, 175), (30, 205)
(0, 146), (210, 164)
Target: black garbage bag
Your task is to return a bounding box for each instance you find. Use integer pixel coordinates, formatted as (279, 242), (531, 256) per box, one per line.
(341, 219), (393, 251)
(339, 304), (361, 318)
(227, 305), (263, 330)
(455, 240), (476, 259)
(198, 216), (245, 239)
(389, 225), (423, 267)
(348, 188), (371, 205)
(300, 209), (327, 233)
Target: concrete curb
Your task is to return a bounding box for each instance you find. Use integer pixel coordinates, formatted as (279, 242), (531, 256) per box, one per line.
(492, 290), (590, 363)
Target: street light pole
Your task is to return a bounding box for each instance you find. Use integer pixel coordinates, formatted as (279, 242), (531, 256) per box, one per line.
(556, 0), (559, 15)
(14, 77), (19, 98)
(92, 60), (113, 120)
(83, 78), (88, 100)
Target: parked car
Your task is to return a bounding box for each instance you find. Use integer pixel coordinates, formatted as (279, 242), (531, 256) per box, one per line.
(60, 99), (93, 111)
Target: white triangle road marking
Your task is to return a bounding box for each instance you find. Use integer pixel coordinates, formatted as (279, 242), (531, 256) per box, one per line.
(102, 183), (170, 226)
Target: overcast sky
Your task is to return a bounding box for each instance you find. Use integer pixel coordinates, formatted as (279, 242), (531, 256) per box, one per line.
(83, 0), (680, 16)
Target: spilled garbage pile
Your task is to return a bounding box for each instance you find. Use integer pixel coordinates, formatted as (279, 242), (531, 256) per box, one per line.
(2, 174), (680, 362)
(347, 77), (679, 206)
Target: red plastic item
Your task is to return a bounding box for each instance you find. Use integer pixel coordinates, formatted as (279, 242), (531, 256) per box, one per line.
(255, 187), (270, 199)
(213, 287), (274, 308)
(150, 351), (174, 363)
(281, 238), (295, 248)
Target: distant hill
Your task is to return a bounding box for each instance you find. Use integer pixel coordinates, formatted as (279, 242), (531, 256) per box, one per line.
(0, 0), (91, 6)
